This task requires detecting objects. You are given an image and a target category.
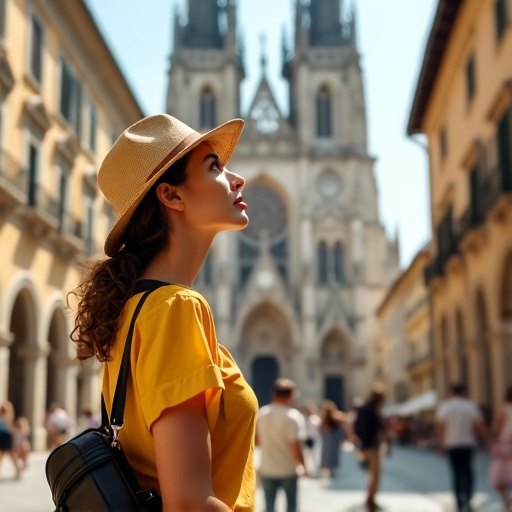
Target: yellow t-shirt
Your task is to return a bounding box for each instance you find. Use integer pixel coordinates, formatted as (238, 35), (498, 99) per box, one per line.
(102, 283), (257, 511)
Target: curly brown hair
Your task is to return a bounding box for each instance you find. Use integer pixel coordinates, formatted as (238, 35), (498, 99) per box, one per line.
(68, 153), (190, 362)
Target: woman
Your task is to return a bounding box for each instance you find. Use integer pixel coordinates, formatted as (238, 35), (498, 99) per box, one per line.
(0, 401), (20, 479)
(489, 385), (512, 511)
(70, 114), (258, 511)
(319, 400), (345, 477)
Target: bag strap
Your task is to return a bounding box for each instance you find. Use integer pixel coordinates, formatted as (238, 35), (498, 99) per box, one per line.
(103, 280), (169, 431)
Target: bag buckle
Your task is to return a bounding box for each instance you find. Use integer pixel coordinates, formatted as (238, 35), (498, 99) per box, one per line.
(111, 424), (123, 449)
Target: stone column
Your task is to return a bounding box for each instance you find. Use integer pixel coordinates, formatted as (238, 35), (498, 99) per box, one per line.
(17, 343), (50, 451)
(0, 331), (14, 402)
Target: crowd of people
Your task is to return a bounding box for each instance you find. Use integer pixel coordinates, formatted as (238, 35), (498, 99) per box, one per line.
(0, 399), (100, 481)
(256, 379), (388, 512)
(256, 379), (512, 512)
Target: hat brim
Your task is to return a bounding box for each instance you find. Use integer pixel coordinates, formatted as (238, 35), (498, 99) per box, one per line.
(103, 118), (244, 257)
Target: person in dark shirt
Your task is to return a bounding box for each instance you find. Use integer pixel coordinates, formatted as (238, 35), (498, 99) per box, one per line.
(354, 387), (387, 512)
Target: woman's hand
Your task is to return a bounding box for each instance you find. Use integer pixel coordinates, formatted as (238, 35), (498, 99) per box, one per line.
(152, 392), (232, 512)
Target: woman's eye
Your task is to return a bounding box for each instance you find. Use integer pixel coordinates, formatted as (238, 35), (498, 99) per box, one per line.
(211, 160), (223, 172)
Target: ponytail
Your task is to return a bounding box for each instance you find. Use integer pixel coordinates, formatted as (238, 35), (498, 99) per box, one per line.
(69, 153), (190, 361)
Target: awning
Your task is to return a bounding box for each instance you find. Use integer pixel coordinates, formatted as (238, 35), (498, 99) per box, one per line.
(383, 390), (438, 417)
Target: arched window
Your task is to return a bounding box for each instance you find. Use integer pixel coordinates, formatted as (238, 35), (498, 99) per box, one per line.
(334, 242), (345, 285)
(200, 87), (216, 129)
(317, 242), (329, 285)
(316, 86), (332, 138)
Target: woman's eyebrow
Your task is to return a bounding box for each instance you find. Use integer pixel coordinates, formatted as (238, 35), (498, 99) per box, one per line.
(202, 152), (219, 162)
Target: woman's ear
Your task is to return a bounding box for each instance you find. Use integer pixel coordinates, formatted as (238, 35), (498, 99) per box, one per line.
(155, 182), (184, 212)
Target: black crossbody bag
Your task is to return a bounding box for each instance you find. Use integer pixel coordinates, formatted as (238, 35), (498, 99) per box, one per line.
(46, 288), (163, 512)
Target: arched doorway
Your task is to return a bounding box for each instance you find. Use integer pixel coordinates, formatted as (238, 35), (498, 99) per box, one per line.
(8, 289), (38, 424)
(320, 330), (348, 411)
(252, 356), (279, 407)
(46, 307), (69, 410)
(475, 290), (492, 420)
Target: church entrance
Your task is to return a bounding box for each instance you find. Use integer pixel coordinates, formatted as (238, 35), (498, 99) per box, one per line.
(324, 375), (345, 411)
(252, 356), (279, 407)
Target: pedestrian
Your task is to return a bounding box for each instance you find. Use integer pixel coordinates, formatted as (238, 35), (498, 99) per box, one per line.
(81, 407), (101, 430)
(319, 400), (345, 477)
(301, 404), (321, 476)
(0, 401), (20, 479)
(12, 416), (31, 471)
(256, 378), (306, 512)
(45, 403), (72, 450)
(488, 385), (512, 511)
(68, 113), (257, 511)
(353, 387), (388, 512)
(435, 383), (487, 512)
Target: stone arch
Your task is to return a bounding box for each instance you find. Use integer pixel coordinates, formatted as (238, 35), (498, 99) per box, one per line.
(238, 301), (293, 405)
(45, 305), (70, 410)
(7, 286), (40, 425)
(319, 329), (350, 410)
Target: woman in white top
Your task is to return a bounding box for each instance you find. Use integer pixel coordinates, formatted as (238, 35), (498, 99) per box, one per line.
(489, 385), (512, 510)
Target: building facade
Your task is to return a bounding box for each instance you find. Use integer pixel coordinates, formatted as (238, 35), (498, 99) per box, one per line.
(408, 0), (512, 422)
(372, 248), (434, 417)
(0, 0), (143, 449)
(167, 0), (399, 409)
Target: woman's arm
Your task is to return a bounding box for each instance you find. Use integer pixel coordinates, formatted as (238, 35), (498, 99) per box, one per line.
(152, 392), (232, 512)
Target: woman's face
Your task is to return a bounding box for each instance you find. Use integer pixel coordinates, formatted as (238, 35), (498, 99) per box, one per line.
(178, 142), (248, 234)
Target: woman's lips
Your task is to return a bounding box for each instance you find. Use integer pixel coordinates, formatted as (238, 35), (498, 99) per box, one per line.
(234, 197), (247, 210)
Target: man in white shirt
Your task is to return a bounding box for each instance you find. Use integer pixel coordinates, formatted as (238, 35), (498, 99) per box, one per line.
(256, 378), (306, 512)
(436, 383), (487, 512)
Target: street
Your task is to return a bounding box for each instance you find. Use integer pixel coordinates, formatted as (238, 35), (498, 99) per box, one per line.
(0, 443), (503, 512)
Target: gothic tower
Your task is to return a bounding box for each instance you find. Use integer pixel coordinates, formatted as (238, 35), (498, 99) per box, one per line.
(166, 0), (243, 127)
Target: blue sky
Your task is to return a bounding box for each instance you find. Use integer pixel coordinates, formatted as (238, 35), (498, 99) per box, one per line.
(86, 0), (437, 268)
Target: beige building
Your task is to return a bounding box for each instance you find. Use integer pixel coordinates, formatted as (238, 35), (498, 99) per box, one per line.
(0, 0), (142, 449)
(373, 248), (434, 417)
(167, 0), (400, 409)
(408, 0), (512, 421)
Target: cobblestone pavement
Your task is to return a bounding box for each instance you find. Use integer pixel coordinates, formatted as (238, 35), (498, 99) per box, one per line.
(0, 443), (503, 512)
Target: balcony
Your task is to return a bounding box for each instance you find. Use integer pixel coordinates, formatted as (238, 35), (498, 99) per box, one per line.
(0, 148), (84, 257)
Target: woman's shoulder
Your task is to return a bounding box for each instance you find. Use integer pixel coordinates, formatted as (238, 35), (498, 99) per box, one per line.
(139, 284), (212, 316)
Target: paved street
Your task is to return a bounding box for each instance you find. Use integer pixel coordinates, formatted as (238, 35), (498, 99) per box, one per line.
(0, 443), (503, 512)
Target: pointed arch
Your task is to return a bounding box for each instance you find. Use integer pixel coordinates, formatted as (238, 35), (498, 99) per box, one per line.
(316, 84), (332, 137)
(199, 86), (216, 129)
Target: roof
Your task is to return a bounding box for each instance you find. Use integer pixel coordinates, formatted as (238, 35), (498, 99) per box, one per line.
(407, 0), (463, 135)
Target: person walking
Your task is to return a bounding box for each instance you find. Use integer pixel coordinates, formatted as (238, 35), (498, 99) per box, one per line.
(353, 387), (388, 512)
(44, 403), (72, 450)
(488, 385), (512, 511)
(12, 416), (31, 472)
(436, 383), (487, 512)
(319, 400), (345, 477)
(69, 114), (258, 511)
(0, 401), (21, 479)
(301, 404), (321, 476)
(256, 378), (306, 512)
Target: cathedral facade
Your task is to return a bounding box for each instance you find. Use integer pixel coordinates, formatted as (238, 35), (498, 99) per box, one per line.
(166, 0), (399, 409)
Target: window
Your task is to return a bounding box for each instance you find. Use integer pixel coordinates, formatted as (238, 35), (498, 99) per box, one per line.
(60, 58), (82, 138)
(466, 55), (476, 102)
(439, 127), (448, 160)
(200, 87), (216, 129)
(27, 142), (38, 206)
(334, 242), (345, 284)
(495, 0), (508, 41)
(83, 194), (94, 254)
(57, 165), (70, 231)
(88, 103), (97, 152)
(30, 14), (43, 83)
(317, 242), (329, 285)
(316, 86), (332, 137)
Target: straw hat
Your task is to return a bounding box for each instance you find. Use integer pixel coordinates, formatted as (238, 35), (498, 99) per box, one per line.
(98, 114), (244, 256)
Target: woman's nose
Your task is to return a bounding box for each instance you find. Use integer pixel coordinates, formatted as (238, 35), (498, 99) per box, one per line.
(228, 170), (245, 191)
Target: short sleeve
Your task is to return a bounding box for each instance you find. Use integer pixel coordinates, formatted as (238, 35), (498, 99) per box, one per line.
(436, 403), (446, 421)
(286, 411), (306, 442)
(135, 292), (224, 431)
